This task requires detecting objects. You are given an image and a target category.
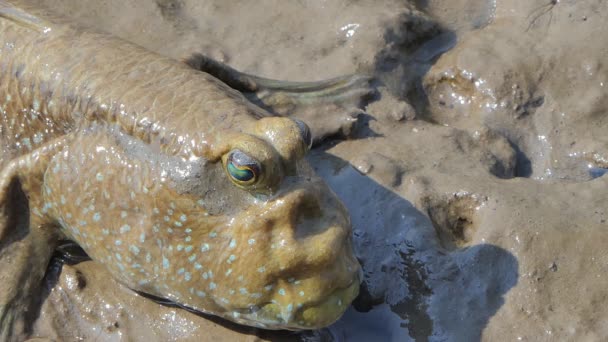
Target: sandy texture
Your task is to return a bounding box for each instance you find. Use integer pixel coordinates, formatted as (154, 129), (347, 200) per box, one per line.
(18, 0), (608, 341)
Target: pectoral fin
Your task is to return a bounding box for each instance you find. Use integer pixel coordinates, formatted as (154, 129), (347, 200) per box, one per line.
(0, 137), (68, 341)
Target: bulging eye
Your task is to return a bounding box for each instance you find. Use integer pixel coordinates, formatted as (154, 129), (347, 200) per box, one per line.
(226, 150), (261, 186)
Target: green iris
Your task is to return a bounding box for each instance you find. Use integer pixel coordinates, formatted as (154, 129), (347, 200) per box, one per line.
(226, 150), (261, 186)
(227, 161), (255, 182)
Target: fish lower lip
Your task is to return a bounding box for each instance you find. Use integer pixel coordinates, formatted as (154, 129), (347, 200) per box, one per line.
(253, 280), (360, 330)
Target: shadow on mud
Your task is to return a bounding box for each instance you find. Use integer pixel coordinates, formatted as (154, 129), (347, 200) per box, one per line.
(307, 151), (519, 342)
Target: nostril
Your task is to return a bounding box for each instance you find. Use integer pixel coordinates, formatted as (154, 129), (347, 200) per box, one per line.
(293, 199), (325, 240)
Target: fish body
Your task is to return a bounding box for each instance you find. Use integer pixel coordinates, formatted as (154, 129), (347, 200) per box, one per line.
(0, 0), (359, 332)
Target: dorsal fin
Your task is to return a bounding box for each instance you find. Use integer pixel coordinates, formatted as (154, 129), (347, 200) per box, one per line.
(0, 1), (49, 32)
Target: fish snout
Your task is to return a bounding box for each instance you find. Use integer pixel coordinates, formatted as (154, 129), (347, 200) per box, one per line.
(254, 177), (361, 329)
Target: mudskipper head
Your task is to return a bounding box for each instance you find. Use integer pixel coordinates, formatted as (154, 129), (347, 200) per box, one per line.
(44, 117), (360, 330)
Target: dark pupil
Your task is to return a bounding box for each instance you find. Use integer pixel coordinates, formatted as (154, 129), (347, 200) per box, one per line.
(227, 161), (255, 182)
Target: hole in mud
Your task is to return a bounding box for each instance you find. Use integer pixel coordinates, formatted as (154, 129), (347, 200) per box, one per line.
(425, 193), (484, 251)
(156, 0), (183, 19)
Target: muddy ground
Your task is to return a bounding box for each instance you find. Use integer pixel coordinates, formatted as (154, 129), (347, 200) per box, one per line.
(22, 0), (608, 341)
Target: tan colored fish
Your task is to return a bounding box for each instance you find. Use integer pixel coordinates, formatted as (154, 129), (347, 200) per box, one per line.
(0, 0), (363, 338)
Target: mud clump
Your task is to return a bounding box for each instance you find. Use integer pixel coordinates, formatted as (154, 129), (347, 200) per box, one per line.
(425, 192), (485, 251)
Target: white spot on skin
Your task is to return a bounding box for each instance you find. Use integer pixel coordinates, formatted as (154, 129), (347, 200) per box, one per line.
(279, 288), (286, 296)
(163, 257), (170, 269)
(121, 211), (128, 219)
(299, 291), (305, 297)
(185, 245), (193, 253)
(196, 290), (206, 297)
(120, 225), (131, 233)
(96, 173), (104, 181)
(248, 239), (256, 245)
(185, 236), (192, 242)
(139, 233), (146, 243)
(225, 269), (232, 276)
(33, 133), (43, 144)
(209, 282), (217, 290)
(92, 212), (101, 222)
(102, 229), (109, 235)
(129, 245), (140, 255)
(201, 243), (210, 252)
(209, 231), (217, 238)
(227, 255), (236, 264)
(185, 228), (192, 234)
(257, 266), (266, 273)
(264, 285), (273, 291)
(115, 240), (122, 246)
(228, 239), (237, 249)
(22, 138), (31, 150)
(194, 263), (202, 270)
(180, 214), (187, 222)
(188, 254), (197, 263)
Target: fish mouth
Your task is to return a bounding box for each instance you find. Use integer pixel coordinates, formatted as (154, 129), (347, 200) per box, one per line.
(238, 279), (360, 330)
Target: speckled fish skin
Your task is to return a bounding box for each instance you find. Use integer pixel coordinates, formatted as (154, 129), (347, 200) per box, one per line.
(0, 0), (360, 330)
